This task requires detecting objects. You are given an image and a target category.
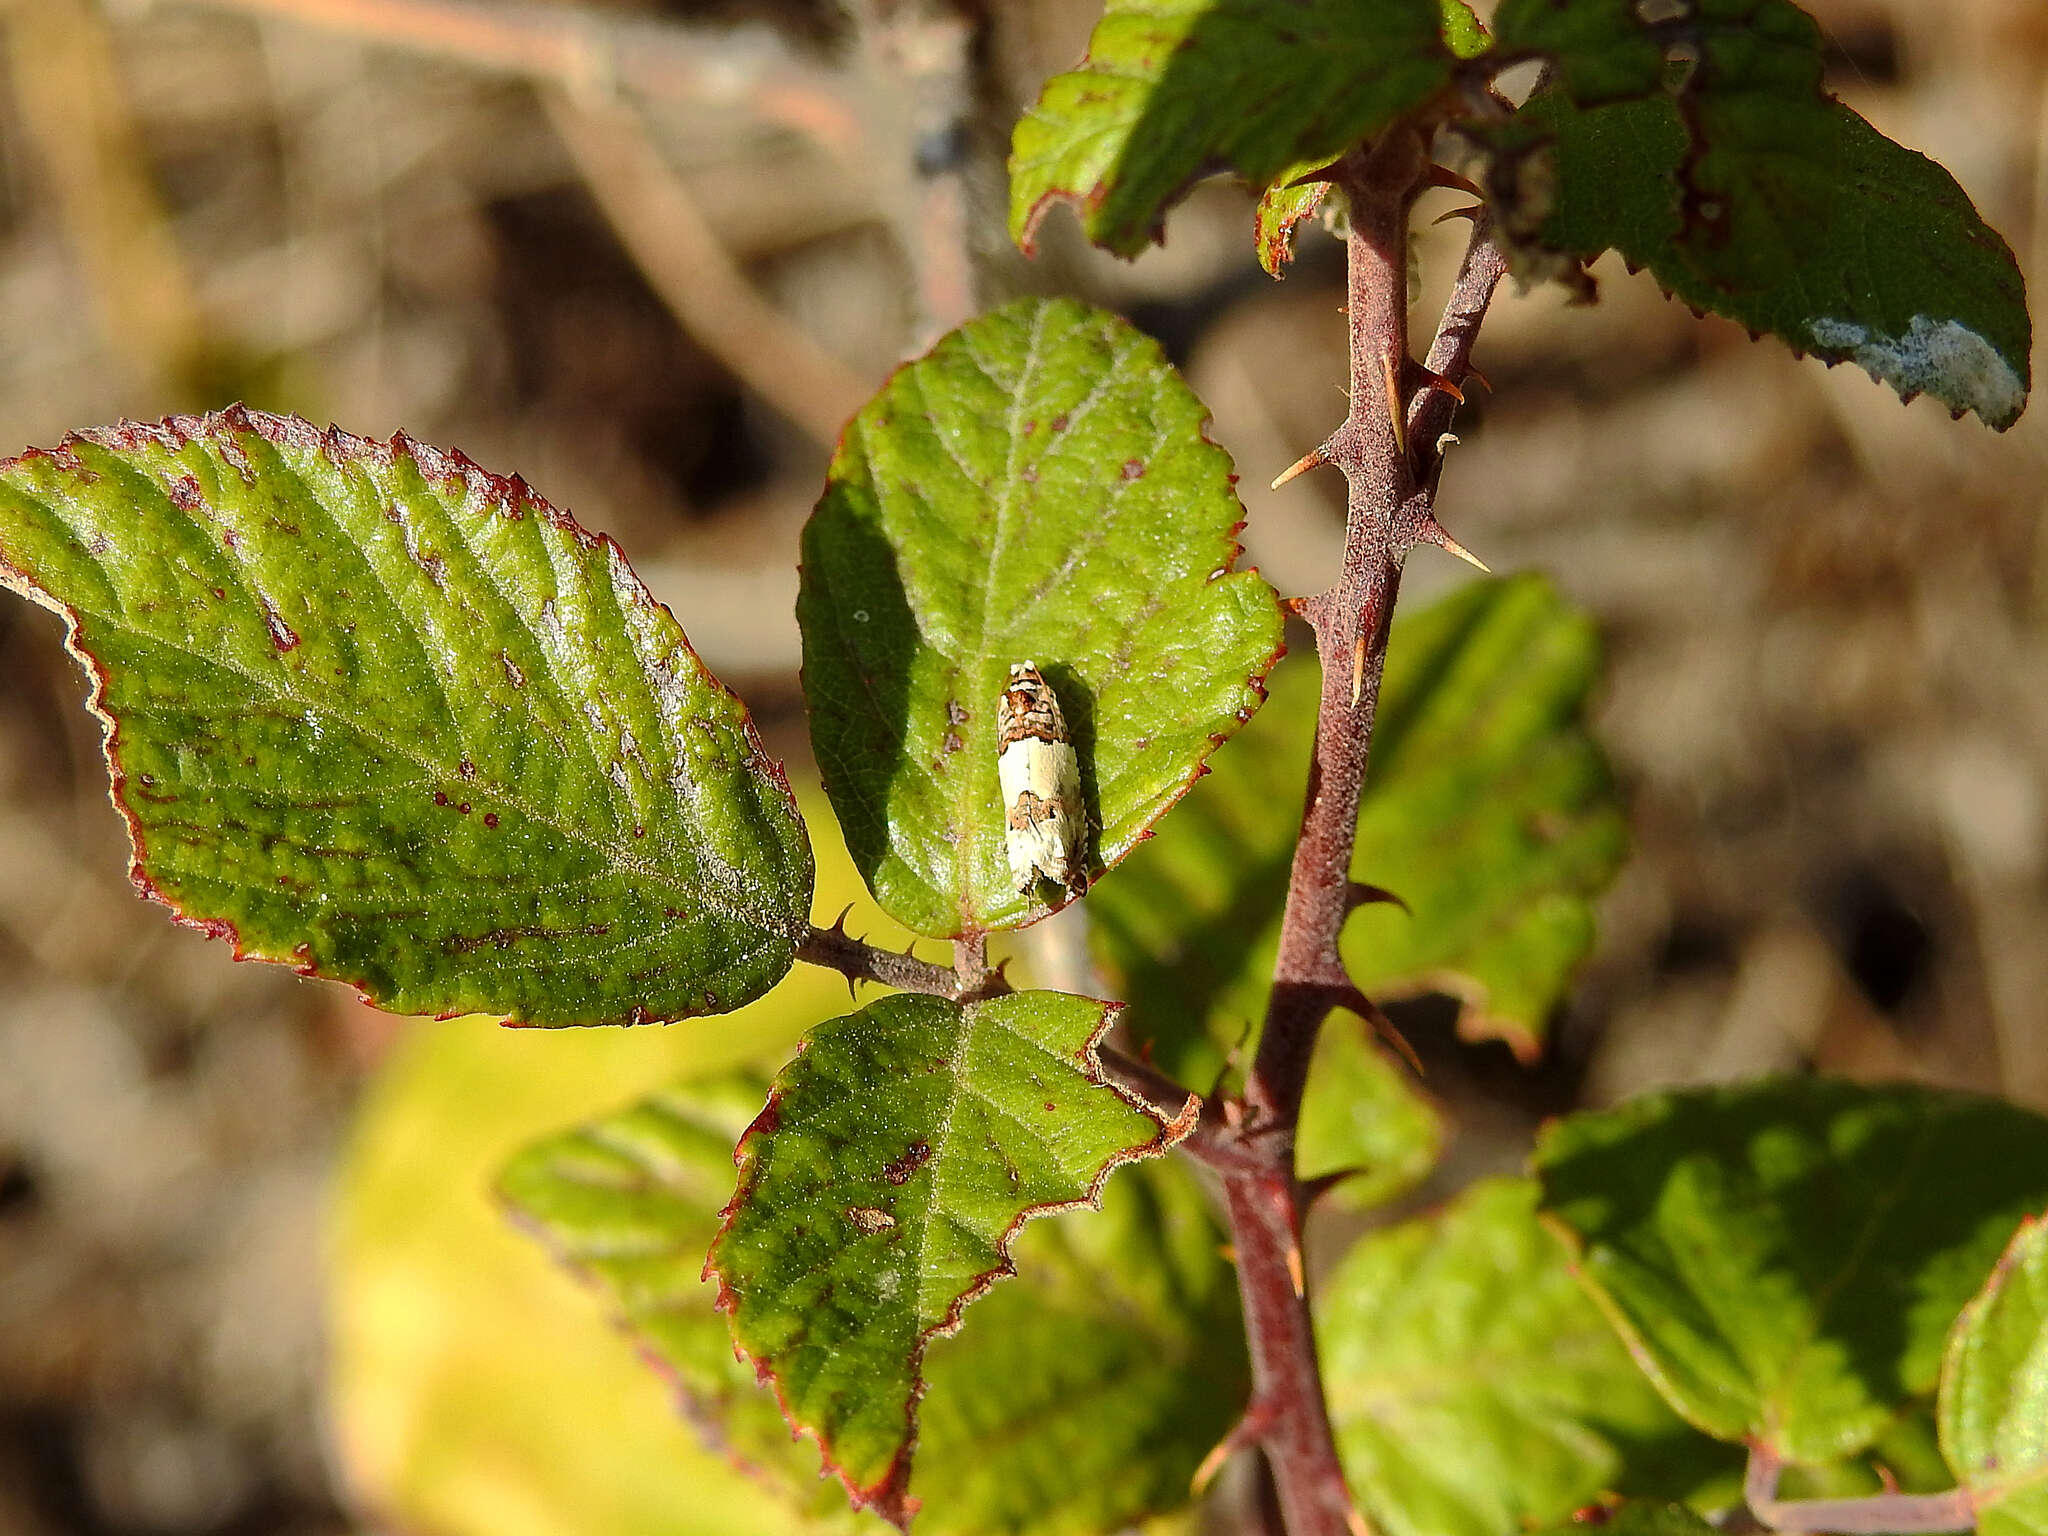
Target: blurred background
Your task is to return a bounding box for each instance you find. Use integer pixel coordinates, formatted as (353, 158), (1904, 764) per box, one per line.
(0, 0), (2044, 1531)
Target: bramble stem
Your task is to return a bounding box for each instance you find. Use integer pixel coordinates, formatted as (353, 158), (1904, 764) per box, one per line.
(795, 922), (964, 997)
(1210, 130), (1428, 1536)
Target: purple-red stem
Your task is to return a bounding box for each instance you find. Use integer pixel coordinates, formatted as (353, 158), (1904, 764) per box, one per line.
(1209, 134), (1427, 1536)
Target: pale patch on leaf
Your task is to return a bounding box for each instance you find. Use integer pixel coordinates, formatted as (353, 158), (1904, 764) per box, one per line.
(1808, 314), (2028, 429)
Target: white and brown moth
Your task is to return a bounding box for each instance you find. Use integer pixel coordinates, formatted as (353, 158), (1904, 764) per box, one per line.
(997, 661), (1086, 897)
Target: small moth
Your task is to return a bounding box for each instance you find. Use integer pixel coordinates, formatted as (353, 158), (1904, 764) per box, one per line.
(997, 661), (1086, 898)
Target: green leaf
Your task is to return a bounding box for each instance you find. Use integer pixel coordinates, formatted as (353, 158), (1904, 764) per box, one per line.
(1535, 1078), (2048, 1464)
(1294, 1008), (1443, 1210)
(1089, 574), (1628, 1086)
(1253, 3), (1487, 277)
(502, 1072), (1244, 1536)
(1008, 0), (1454, 258)
(329, 993), (837, 1536)
(1438, 0), (1490, 61)
(0, 409), (813, 1025)
(1254, 170), (1335, 279)
(799, 297), (1282, 938)
(1320, 1178), (1736, 1536)
(501, 1071), (854, 1524)
(913, 1154), (1248, 1534)
(331, 786), (938, 1536)
(703, 989), (1193, 1525)
(1940, 1215), (2048, 1536)
(1483, 0), (2031, 428)
(1492, 0), (1664, 102)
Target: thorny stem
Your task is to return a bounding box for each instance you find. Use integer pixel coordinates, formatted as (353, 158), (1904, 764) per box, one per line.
(796, 921), (963, 997)
(180, 0), (861, 149)
(1211, 136), (1502, 1536)
(1744, 1444), (1976, 1534)
(794, 128), (1509, 1536)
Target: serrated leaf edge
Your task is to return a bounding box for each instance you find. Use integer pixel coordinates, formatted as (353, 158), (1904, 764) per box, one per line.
(0, 405), (809, 1026)
(1938, 1209), (2047, 1511)
(701, 996), (1199, 1529)
(803, 297), (1289, 938)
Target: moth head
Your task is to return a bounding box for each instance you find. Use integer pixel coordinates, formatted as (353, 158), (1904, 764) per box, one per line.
(1009, 660), (1037, 680)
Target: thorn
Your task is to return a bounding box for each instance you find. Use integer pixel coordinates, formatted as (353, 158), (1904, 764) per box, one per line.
(1347, 1508), (1373, 1536)
(1346, 881), (1411, 915)
(1377, 1019), (1424, 1079)
(1350, 628), (1366, 707)
(1381, 352), (1408, 459)
(1463, 364), (1492, 395)
(1270, 442), (1330, 490)
(1424, 165), (1485, 197)
(1417, 369), (1464, 405)
(1416, 514), (1490, 572)
(829, 903), (856, 937)
(1218, 1242), (1237, 1263)
(1431, 203), (1485, 225)
(1340, 987), (1424, 1077)
(1285, 1243), (1305, 1298)
(1284, 162), (1341, 189)
(1190, 1437), (1234, 1496)
(1191, 1401), (1279, 1495)
(1300, 1169), (1352, 1207)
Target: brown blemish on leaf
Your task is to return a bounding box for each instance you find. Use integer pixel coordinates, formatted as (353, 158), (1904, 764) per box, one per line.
(881, 1141), (932, 1186)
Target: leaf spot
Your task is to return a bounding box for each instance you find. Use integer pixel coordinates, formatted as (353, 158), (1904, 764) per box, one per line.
(168, 475), (203, 511)
(847, 1206), (897, 1234)
(882, 1141), (932, 1185)
(262, 604), (300, 653)
(483, 812), (499, 829)
(1120, 458), (1145, 480)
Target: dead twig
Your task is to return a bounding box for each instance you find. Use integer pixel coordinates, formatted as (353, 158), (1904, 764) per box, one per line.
(541, 91), (873, 451)
(166, 0), (862, 151)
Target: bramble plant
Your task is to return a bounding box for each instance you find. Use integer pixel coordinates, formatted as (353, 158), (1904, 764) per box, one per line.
(1, 1), (2044, 1535)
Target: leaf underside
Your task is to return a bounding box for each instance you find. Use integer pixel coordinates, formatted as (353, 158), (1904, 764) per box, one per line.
(1536, 1078), (2048, 1465)
(702, 989), (1194, 1528)
(1486, 0), (2031, 428)
(503, 1070), (1245, 1536)
(1938, 1215), (2048, 1536)
(799, 297), (1282, 938)
(1088, 574), (1628, 1088)
(1319, 1178), (1735, 1536)
(1009, 0), (1454, 258)
(0, 410), (813, 1025)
